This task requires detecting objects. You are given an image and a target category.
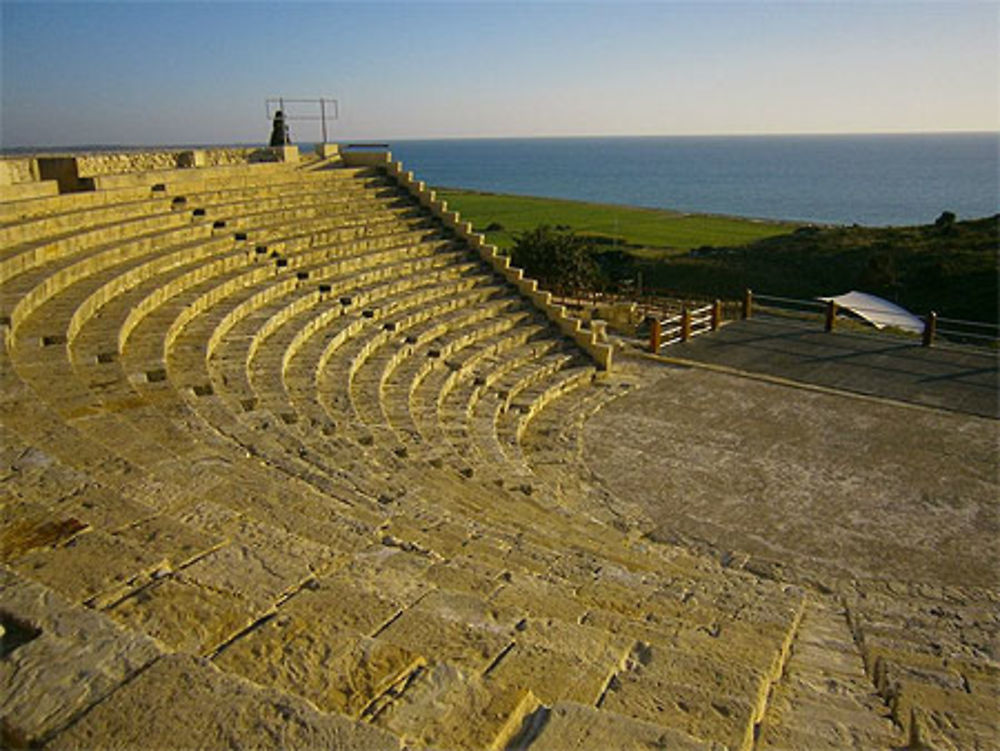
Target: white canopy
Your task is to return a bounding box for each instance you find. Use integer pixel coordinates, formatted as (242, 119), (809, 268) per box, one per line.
(816, 291), (924, 334)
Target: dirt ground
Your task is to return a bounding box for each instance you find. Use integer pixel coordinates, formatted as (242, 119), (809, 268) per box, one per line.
(583, 358), (999, 589)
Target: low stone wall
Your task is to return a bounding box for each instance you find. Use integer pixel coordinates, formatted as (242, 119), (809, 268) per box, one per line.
(349, 151), (613, 371)
(76, 147), (293, 176)
(0, 147), (303, 187)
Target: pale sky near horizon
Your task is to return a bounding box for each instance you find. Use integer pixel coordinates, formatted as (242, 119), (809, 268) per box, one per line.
(1, 1), (997, 147)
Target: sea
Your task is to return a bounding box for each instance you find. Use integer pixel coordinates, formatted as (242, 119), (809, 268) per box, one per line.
(384, 133), (999, 227)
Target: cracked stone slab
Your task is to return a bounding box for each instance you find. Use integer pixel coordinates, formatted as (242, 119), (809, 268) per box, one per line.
(487, 617), (632, 705)
(46, 654), (401, 751)
(330, 545), (435, 604)
(490, 573), (590, 622)
(581, 606), (793, 682)
(530, 701), (725, 751)
(48, 483), (153, 531)
(178, 500), (339, 568)
(199, 481), (380, 553)
(113, 513), (226, 569)
(178, 542), (312, 613)
(176, 502), (339, 611)
(107, 576), (258, 656)
(374, 662), (537, 751)
(217, 626), (424, 718)
(0, 565), (161, 747)
(378, 589), (519, 672)
(10, 528), (169, 607)
(423, 556), (506, 596)
(212, 574), (420, 713)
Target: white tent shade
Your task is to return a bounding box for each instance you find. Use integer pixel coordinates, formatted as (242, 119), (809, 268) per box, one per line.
(816, 291), (924, 334)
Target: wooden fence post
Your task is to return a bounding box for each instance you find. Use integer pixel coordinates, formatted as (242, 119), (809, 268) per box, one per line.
(922, 311), (937, 347)
(681, 306), (692, 342)
(742, 289), (753, 320)
(711, 299), (722, 331)
(825, 300), (837, 332)
(649, 317), (661, 353)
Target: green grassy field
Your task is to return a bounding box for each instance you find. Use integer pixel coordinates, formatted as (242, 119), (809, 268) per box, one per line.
(437, 188), (798, 253)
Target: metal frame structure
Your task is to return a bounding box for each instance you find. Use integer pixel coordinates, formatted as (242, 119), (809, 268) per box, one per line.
(265, 97), (340, 143)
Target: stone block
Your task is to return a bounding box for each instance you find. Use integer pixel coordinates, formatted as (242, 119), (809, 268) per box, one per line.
(217, 622), (424, 718)
(0, 566), (161, 747)
(108, 576), (258, 655)
(378, 589), (517, 672)
(113, 513), (225, 568)
(491, 574), (589, 622)
(177, 150), (206, 168)
(179, 541), (310, 613)
(46, 654), (400, 751)
(530, 701), (722, 751)
(177, 501), (338, 609)
(374, 662), (538, 750)
(0, 499), (88, 563)
(600, 645), (760, 750)
(11, 529), (169, 607)
(331, 545), (435, 603)
(423, 556), (504, 596)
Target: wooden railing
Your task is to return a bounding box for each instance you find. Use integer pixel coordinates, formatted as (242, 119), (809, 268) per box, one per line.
(649, 301), (723, 352)
(741, 289), (999, 349)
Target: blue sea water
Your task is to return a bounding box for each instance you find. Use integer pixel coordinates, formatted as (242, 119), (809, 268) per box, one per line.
(386, 133), (999, 227)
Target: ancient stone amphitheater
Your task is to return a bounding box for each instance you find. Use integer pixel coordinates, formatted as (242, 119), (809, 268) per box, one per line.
(1, 145), (996, 750)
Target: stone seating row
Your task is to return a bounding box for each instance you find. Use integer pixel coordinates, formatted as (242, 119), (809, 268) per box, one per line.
(0, 163), (378, 248)
(844, 580), (1000, 749)
(1, 173), (415, 337)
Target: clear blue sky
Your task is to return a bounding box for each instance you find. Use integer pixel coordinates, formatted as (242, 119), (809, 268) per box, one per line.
(1, 1), (997, 147)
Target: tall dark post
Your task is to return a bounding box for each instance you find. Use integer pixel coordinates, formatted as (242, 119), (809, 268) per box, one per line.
(825, 300), (838, 332)
(649, 318), (661, 353)
(742, 289), (753, 320)
(922, 311), (937, 347)
(711, 299), (722, 331)
(681, 306), (692, 342)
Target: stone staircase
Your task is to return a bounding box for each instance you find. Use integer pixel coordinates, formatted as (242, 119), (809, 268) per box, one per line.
(1, 153), (992, 750)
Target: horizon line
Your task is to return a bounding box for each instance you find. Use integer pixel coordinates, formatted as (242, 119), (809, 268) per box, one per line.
(3, 129), (998, 153)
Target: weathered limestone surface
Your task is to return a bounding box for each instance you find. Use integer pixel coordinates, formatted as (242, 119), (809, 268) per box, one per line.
(47, 654), (400, 751)
(213, 576), (424, 714)
(107, 576), (257, 655)
(11, 528), (168, 606)
(0, 566), (161, 747)
(373, 662), (539, 750)
(529, 701), (725, 751)
(756, 600), (897, 750)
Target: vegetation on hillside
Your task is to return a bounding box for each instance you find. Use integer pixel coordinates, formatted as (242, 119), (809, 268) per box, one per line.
(639, 213), (999, 322)
(441, 187), (998, 323)
(509, 226), (600, 295)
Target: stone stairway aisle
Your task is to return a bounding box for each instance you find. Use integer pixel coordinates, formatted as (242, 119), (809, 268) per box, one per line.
(755, 598), (898, 750)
